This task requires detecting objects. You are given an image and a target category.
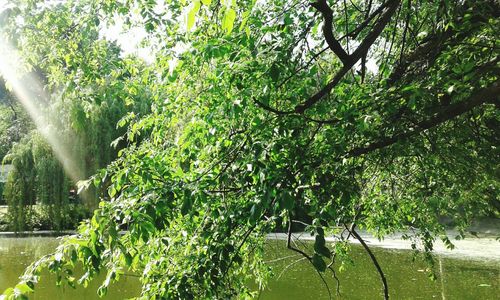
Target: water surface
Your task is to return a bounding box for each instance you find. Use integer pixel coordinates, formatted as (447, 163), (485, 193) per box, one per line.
(0, 237), (498, 299)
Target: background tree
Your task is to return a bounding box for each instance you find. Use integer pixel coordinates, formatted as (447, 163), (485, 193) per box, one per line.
(0, 4), (153, 230)
(0, 78), (32, 162)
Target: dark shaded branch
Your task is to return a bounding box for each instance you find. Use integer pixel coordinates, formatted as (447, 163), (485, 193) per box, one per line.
(206, 185), (248, 193)
(277, 46), (329, 89)
(348, 227), (389, 300)
(6, 99), (18, 120)
(388, 0), (500, 84)
(254, 97), (294, 115)
(294, 64), (352, 113)
(278, 0), (392, 91)
(315, 268), (333, 300)
(348, 0), (389, 41)
(360, 0), (374, 82)
(326, 248), (341, 296)
(287, 218), (312, 259)
(295, 0), (401, 113)
(311, 0), (350, 64)
(399, 0), (411, 64)
(287, 218), (342, 297)
(350, 0), (401, 63)
(348, 80), (500, 157)
(377, 2), (402, 84)
(222, 225), (255, 279)
(387, 30), (451, 84)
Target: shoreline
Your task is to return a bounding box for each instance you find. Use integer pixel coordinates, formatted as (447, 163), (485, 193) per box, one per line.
(0, 230), (76, 237)
(267, 231), (500, 263)
(0, 230), (497, 263)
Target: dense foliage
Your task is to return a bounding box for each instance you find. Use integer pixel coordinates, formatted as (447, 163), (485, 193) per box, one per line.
(0, 81), (32, 161)
(0, 7), (152, 230)
(1, 0), (499, 299)
(0, 81), (31, 205)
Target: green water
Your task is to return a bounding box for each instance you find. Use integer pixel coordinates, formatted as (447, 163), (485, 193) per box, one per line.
(0, 237), (498, 299)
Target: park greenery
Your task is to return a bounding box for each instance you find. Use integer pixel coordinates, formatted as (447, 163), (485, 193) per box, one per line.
(0, 0), (499, 299)
(0, 27), (152, 230)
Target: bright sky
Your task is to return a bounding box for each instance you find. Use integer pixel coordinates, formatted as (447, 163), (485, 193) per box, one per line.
(0, 1), (10, 12)
(99, 18), (154, 63)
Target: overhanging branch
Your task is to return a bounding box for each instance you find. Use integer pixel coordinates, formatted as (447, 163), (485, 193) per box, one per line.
(347, 226), (389, 300)
(347, 80), (500, 157)
(311, 0), (351, 65)
(295, 0), (401, 113)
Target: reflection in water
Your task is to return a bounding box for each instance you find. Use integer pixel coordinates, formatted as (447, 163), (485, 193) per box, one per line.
(0, 237), (498, 299)
(0, 237), (140, 300)
(260, 240), (499, 300)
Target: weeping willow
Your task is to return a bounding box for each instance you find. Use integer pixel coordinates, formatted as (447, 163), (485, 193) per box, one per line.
(3, 106), (130, 231)
(2, 94), (146, 230)
(1, 62), (151, 232)
(2, 135), (36, 231)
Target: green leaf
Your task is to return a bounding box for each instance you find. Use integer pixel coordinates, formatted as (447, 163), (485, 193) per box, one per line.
(181, 197), (193, 215)
(249, 203), (261, 224)
(269, 64), (280, 82)
(314, 234), (331, 258)
(478, 283), (491, 287)
(280, 191), (295, 211)
(2, 287), (14, 296)
(108, 186), (117, 198)
(123, 252), (133, 266)
(222, 8), (237, 34)
(14, 283), (33, 294)
(186, 0), (201, 31)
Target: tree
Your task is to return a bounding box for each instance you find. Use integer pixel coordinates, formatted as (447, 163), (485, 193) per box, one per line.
(0, 3), (153, 230)
(1, 0), (498, 299)
(0, 78), (32, 206)
(0, 78), (32, 161)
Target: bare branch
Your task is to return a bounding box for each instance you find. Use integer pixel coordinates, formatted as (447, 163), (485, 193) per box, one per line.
(315, 268), (333, 300)
(287, 218), (312, 259)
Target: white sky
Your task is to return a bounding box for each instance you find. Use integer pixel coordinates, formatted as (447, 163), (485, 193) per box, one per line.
(99, 18), (153, 63)
(0, 0), (11, 12)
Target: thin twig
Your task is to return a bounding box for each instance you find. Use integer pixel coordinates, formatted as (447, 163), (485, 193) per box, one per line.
(347, 226), (389, 300)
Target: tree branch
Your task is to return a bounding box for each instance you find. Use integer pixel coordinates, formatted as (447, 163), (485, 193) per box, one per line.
(347, 0), (391, 41)
(388, 0), (500, 84)
(311, 0), (351, 65)
(295, 0), (401, 113)
(253, 97), (294, 115)
(360, 0), (374, 82)
(287, 217), (312, 259)
(347, 80), (500, 157)
(348, 227), (389, 300)
(350, 0), (401, 63)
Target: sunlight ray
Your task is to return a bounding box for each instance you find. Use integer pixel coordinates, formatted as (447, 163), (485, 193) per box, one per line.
(0, 32), (84, 186)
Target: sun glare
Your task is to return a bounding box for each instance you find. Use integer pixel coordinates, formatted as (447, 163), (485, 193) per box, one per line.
(0, 32), (85, 187)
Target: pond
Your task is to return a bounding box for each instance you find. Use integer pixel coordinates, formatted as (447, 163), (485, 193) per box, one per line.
(0, 237), (498, 299)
